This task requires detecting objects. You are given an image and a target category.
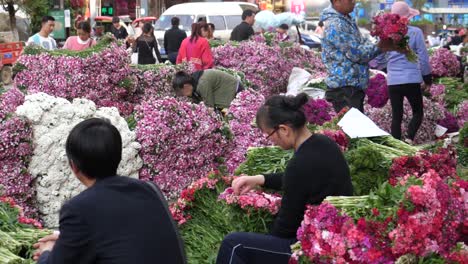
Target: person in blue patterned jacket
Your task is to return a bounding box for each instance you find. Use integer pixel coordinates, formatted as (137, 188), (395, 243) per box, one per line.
(321, 0), (396, 113)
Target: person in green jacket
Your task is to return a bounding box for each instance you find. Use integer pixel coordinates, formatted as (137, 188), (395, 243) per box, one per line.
(172, 70), (244, 109)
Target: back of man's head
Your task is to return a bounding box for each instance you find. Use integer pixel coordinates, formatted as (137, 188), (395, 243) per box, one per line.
(171, 17), (180, 27)
(66, 118), (122, 180)
(242, 9), (254, 21)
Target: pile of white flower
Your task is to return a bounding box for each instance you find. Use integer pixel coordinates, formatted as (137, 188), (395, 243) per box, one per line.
(16, 93), (143, 227)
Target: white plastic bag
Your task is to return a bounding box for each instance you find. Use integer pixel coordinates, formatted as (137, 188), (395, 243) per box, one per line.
(131, 52), (138, 64)
(286, 67), (311, 96)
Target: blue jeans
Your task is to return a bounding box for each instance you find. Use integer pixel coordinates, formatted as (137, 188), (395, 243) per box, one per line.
(216, 232), (296, 264)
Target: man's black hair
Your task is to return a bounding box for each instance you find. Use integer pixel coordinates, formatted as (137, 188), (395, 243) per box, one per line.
(41, 16), (55, 25)
(66, 118), (122, 179)
(279, 24), (289, 30)
(172, 71), (194, 91)
(242, 9), (255, 21)
(171, 17), (180, 26)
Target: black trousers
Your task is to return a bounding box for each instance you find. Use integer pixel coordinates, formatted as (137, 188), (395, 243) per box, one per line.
(325, 86), (365, 113)
(216, 232), (296, 264)
(388, 83), (424, 140)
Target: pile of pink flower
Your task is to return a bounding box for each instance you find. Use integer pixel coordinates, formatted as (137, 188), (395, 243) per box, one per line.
(318, 129), (349, 152)
(366, 97), (445, 143)
(365, 73), (389, 108)
(133, 63), (195, 102)
(302, 98), (336, 125)
(218, 187), (282, 215)
(170, 175), (221, 226)
(389, 146), (458, 186)
(135, 97), (230, 199)
(428, 83), (445, 104)
(457, 100), (468, 127)
(430, 48), (461, 77)
(224, 90), (269, 173)
(15, 42), (138, 116)
(290, 170), (467, 263)
(0, 89), (37, 218)
(213, 40), (325, 96)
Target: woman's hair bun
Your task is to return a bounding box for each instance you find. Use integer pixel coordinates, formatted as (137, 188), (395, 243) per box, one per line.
(282, 93), (309, 111)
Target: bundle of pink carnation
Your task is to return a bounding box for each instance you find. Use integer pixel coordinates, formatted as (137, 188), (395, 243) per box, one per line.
(371, 13), (417, 62)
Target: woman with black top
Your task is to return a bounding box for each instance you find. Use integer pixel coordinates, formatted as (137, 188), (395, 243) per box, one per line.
(216, 93), (353, 264)
(133, 23), (162, 65)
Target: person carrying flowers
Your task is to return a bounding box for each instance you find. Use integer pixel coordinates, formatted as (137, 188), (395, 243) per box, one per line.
(320, 0), (399, 113)
(172, 70), (243, 110)
(372, 2), (432, 144)
(216, 93), (353, 264)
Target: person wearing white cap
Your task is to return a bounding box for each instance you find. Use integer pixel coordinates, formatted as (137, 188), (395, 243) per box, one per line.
(374, 1), (432, 144)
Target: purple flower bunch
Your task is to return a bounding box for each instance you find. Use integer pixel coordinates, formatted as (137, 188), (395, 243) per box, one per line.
(366, 97), (445, 143)
(0, 87), (24, 120)
(213, 41), (325, 96)
(133, 63), (195, 101)
(302, 98), (336, 125)
(457, 100), (468, 128)
(15, 43), (138, 116)
(430, 48), (461, 77)
(438, 110), (460, 133)
(135, 97), (229, 199)
(365, 73), (389, 108)
(0, 89), (37, 218)
(428, 84), (446, 104)
(224, 90), (269, 173)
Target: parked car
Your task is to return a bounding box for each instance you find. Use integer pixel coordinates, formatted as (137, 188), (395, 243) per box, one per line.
(154, 2), (258, 59)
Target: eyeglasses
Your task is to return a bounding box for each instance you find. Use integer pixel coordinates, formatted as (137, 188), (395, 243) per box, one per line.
(265, 127), (279, 140)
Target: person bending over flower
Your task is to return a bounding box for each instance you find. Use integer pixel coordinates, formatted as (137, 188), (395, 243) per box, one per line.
(172, 70), (244, 109)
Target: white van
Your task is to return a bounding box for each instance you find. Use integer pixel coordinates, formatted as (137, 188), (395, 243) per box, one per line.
(154, 2), (258, 59)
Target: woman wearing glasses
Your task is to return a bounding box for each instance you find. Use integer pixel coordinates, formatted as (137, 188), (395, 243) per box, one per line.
(216, 93), (353, 264)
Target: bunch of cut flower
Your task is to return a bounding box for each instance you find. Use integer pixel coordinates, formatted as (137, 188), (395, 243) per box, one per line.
(370, 13), (417, 62)
(171, 173), (278, 264)
(218, 186), (282, 215)
(132, 62), (195, 101)
(213, 40), (325, 96)
(224, 90), (270, 173)
(0, 196), (51, 264)
(458, 123), (468, 167)
(365, 73), (389, 108)
(236, 129), (351, 176)
(345, 137), (420, 196)
(302, 98), (336, 126)
(434, 77), (467, 114)
(290, 169), (467, 264)
(135, 97), (230, 199)
(430, 48), (461, 77)
(0, 89), (37, 218)
(14, 35), (138, 116)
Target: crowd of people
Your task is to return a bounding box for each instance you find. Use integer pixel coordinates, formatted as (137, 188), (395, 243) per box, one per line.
(22, 1), (465, 263)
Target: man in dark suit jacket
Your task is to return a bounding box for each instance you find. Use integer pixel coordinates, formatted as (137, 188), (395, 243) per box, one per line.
(33, 118), (186, 264)
(164, 17), (188, 64)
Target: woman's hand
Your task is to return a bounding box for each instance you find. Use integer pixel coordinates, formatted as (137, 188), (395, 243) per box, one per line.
(232, 175), (265, 195)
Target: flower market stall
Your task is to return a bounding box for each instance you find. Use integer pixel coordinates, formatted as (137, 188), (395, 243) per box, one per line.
(0, 33), (466, 264)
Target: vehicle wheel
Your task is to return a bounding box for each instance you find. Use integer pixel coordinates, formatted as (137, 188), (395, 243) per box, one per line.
(1, 66), (13, 85)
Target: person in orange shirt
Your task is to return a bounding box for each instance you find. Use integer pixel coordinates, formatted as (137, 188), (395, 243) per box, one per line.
(176, 22), (214, 70)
